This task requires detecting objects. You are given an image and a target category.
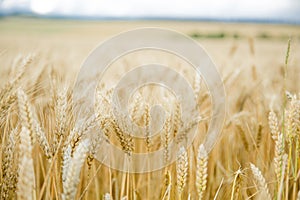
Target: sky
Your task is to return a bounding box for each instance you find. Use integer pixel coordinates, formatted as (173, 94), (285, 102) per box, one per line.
(1, 0), (300, 23)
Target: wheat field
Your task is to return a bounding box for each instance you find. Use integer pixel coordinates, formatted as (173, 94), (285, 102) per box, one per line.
(0, 17), (300, 200)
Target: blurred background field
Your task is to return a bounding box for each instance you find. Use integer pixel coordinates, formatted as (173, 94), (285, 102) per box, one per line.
(1, 17), (300, 79)
(1, 17), (300, 94)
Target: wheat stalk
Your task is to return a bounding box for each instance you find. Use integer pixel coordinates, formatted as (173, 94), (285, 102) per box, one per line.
(162, 171), (172, 200)
(231, 168), (242, 200)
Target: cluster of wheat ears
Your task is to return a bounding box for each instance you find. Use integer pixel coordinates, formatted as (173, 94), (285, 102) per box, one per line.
(0, 39), (299, 200)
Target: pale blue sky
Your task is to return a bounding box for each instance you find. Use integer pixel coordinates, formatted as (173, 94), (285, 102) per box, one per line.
(1, 0), (300, 23)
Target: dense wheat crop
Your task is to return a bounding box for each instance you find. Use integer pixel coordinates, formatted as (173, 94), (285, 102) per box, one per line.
(0, 18), (300, 199)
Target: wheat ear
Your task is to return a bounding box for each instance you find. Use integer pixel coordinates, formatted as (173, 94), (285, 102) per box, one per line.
(17, 89), (52, 159)
(274, 133), (285, 183)
(163, 115), (171, 163)
(286, 97), (300, 140)
(0, 55), (32, 123)
(112, 117), (134, 155)
(17, 89), (36, 144)
(62, 139), (90, 200)
(143, 103), (151, 152)
(172, 100), (182, 139)
(193, 72), (201, 100)
(196, 144), (208, 200)
(17, 127), (36, 200)
(269, 111), (280, 141)
(1, 127), (19, 199)
(176, 146), (188, 199)
(87, 132), (103, 170)
(250, 163), (272, 200)
(67, 113), (100, 155)
(54, 88), (68, 141)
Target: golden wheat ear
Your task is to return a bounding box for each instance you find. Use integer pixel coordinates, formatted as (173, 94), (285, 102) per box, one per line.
(250, 163), (272, 200)
(1, 127), (19, 199)
(196, 144), (208, 200)
(62, 139), (90, 200)
(176, 146), (188, 200)
(17, 127), (36, 200)
(268, 111), (280, 141)
(17, 89), (52, 159)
